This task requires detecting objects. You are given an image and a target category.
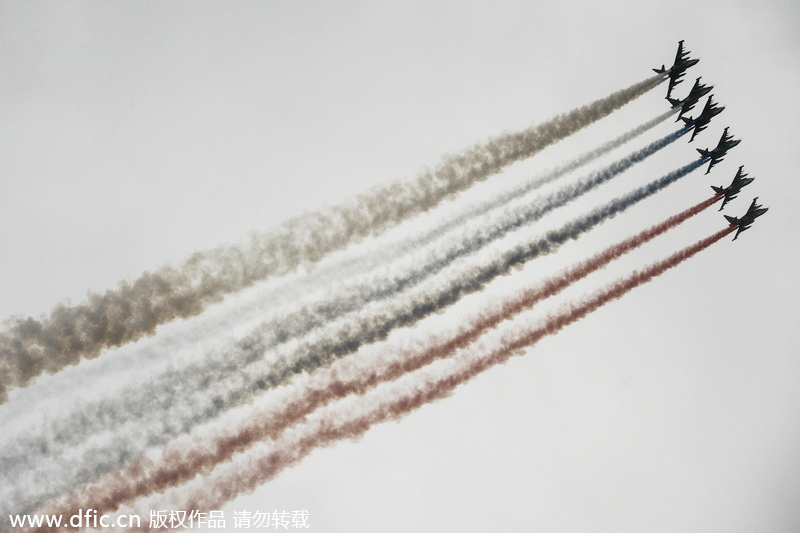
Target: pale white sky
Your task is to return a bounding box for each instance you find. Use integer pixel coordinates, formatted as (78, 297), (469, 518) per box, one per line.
(1, 1), (799, 532)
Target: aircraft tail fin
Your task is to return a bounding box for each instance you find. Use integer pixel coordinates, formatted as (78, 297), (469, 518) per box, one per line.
(653, 65), (666, 74)
(711, 186), (726, 210)
(724, 215), (739, 225)
(696, 148), (709, 158)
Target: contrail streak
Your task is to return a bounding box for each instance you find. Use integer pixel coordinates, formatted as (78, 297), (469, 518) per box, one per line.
(36, 195), (721, 522)
(327, 109), (678, 278)
(0, 110), (676, 430)
(2, 126), (682, 469)
(0, 74), (665, 403)
(2, 156), (702, 519)
(114, 225), (735, 532)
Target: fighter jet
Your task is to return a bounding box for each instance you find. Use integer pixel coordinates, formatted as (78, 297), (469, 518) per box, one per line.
(697, 127), (740, 174)
(711, 165), (755, 211)
(668, 77), (713, 121)
(681, 95), (725, 142)
(653, 40), (700, 99)
(724, 197), (768, 240)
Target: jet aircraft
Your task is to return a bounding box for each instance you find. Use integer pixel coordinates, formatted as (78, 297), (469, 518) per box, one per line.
(682, 95), (724, 142)
(668, 77), (712, 121)
(711, 166), (754, 211)
(653, 40), (700, 99)
(697, 127), (740, 174)
(724, 197), (768, 240)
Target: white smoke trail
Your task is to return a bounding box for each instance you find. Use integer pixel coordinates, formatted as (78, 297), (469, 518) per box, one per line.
(0, 108), (674, 428)
(311, 108), (678, 286)
(2, 144), (694, 520)
(0, 74), (665, 404)
(32, 196), (720, 524)
(114, 226), (732, 531)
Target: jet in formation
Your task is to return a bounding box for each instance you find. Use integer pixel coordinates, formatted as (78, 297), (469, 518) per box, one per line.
(697, 127), (740, 174)
(654, 40), (700, 99)
(668, 77), (713, 121)
(711, 166), (754, 211)
(682, 95), (725, 142)
(724, 197), (768, 240)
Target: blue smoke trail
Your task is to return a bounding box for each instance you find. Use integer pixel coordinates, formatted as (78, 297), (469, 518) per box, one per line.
(4, 126), (687, 475)
(2, 155), (703, 520)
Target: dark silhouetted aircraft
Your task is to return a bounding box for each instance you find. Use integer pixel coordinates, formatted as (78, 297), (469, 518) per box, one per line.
(682, 95), (724, 142)
(711, 166), (754, 211)
(724, 197), (768, 240)
(697, 127), (740, 174)
(654, 40), (699, 99)
(668, 77), (713, 121)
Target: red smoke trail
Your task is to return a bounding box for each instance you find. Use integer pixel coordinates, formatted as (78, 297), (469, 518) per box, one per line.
(0, 75), (665, 405)
(30, 198), (723, 531)
(114, 224), (734, 532)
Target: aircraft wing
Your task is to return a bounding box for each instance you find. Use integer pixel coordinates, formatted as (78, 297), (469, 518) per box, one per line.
(731, 166), (752, 189)
(667, 78), (678, 99)
(674, 40), (685, 64)
(666, 76), (680, 100)
(712, 185), (733, 211)
(706, 153), (727, 174)
(720, 127), (735, 145)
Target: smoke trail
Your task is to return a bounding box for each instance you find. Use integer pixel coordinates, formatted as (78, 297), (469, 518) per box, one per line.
(2, 156), (703, 519)
(329, 109), (679, 277)
(2, 127), (683, 464)
(0, 74), (665, 403)
(253, 159), (707, 385)
(110, 225), (733, 532)
(0, 110), (678, 433)
(35, 195), (721, 523)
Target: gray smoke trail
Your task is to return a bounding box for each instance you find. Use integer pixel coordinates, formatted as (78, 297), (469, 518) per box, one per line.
(0, 74), (665, 404)
(0, 109), (677, 427)
(1, 127), (681, 465)
(205, 110), (679, 341)
(122, 226), (732, 527)
(1, 155), (702, 519)
(325, 108), (678, 279)
(33, 196), (719, 525)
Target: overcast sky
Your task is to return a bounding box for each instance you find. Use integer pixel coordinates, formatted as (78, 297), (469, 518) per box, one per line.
(2, 1), (799, 532)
